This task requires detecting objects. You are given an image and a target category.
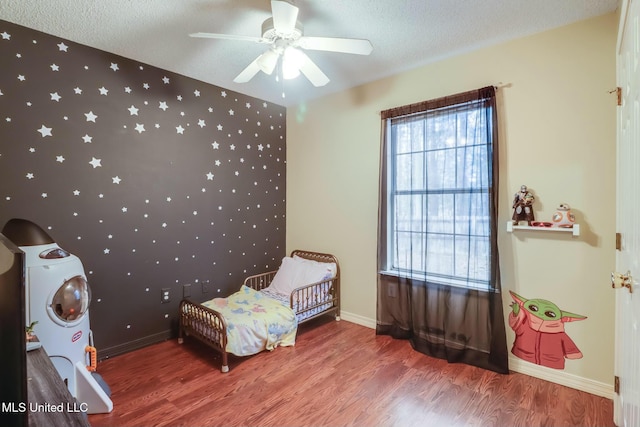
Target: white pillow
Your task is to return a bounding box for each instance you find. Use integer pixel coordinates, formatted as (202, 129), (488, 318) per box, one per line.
(293, 255), (337, 280)
(268, 256), (337, 296)
(268, 257), (299, 295)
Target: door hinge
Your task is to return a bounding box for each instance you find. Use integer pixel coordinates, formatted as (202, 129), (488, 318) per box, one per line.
(617, 87), (622, 106)
(616, 232), (622, 251)
(615, 375), (620, 394)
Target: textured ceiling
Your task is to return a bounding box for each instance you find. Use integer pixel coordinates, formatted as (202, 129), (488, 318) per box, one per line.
(1, 0), (620, 107)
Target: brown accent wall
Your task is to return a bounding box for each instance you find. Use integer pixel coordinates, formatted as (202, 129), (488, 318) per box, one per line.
(0, 20), (287, 357)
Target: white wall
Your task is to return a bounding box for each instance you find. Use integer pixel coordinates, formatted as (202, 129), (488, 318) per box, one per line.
(286, 13), (617, 396)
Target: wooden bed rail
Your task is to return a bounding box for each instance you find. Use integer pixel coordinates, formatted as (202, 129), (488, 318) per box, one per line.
(178, 299), (230, 373)
(243, 270), (277, 291)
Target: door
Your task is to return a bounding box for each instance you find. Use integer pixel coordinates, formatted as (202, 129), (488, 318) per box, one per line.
(615, 0), (640, 425)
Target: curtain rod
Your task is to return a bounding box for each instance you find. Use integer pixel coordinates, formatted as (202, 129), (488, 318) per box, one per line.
(380, 84), (505, 120)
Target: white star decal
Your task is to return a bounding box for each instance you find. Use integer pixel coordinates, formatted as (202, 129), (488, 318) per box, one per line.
(162, 76), (170, 84)
(128, 105), (139, 115)
(99, 87), (109, 95)
(1, 32), (10, 40)
(230, 144), (236, 150)
(89, 157), (102, 168)
(57, 42), (68, 52)
(37, 125), (52, 137)
(85, 111), (98, 122)
(206, 172), (214, 180)
(176, 125), (185, 134)
(29, 148), (35, 153)
(56, 156), (65, 163)
(17, 75), (25, 81)
(217, 124), (223, 131)
(135, 123), (145, 134)
(112, 176), (122, 184)
(110, 63), (119, 71)
(246, 103), (251, 108)
(221, 91), (227, 97)
(50, 92), (61, 102)
(124, 86), (132, 93)
(177, 95), (182, 101)
(74, 87), (82, 94)
(258, 144), (264, 151)
(212, 142), (219, 149)
(194, 90), (200, 97)
(166, 197), (172, 202)
(143, 83), (150, 89)
(104, 248), (110, 254)
(73, 190), (80, 196)
(121, 207), (127, 212)
(215, 160), (221, 166)
(228, 109), (234, 115)
(50, 64), (59, 71)
(26, 173), (34, 179)
(82, 134), (92, 143)
(159, 101), (168, 111)
(208, 107), (213, 112)
(41, 193), (48, 198)
(198, 119), (206, 128)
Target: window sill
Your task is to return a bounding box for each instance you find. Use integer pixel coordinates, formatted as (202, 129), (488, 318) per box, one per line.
(379, 270), (494, 293)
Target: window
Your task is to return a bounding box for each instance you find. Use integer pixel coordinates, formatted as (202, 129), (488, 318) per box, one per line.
(382, 88), (496, 291)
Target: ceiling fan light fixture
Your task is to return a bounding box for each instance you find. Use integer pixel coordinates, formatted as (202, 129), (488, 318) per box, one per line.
(257, 49), (279, 75)
(282, 46), (304, 80)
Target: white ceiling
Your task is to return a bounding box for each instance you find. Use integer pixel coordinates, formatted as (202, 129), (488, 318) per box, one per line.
(1, 0), (620, 107)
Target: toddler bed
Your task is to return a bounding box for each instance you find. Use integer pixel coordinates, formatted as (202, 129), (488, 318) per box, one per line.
(178, 250), (340, 372)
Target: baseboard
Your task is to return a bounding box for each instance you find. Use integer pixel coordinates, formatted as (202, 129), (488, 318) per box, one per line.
(340, 311), (376, 329)
(509, 356), (615, 400)
(97, 329), (174, 360)
(339, 312), (614, 400)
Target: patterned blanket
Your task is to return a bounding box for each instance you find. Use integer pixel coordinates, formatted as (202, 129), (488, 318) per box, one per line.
(202, 285), (298, 357)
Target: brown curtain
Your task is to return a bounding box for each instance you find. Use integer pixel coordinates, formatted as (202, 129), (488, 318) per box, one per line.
(376, 86), (508, 374)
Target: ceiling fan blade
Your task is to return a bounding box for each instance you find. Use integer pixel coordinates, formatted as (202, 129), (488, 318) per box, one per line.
(190, 32), (266, 43)
(271, 0), (299, 35)
(233, 57), (262, 83)
(297, 36), (373, 55)
(297, 51), (330, 87)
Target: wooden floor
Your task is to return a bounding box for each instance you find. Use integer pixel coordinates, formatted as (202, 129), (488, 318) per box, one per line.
(88, 317), (615, 427)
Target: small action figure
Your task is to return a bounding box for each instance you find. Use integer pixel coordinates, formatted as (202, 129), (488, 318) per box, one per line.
(512, 185), (535, 225)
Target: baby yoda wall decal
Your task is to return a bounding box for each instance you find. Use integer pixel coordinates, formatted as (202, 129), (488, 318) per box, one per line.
(508, 291), (587, 369)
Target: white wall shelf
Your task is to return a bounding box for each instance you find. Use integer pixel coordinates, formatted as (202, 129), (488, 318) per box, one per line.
(506, 221), (580, 237)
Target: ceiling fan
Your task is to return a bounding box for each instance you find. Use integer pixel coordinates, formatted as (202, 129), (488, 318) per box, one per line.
(190, 0), (373, 87)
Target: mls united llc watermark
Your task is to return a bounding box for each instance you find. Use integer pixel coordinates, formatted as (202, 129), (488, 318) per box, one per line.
(2, 401), (88, 413)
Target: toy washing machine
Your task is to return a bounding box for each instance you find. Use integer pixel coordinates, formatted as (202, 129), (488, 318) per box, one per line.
(2, 218), (112, 414)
